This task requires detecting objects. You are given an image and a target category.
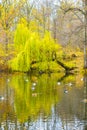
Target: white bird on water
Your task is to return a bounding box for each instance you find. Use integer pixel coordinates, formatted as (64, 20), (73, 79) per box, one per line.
(25, 79), (29, 82)
(31, 82), (37, 91)
(31, 87), (35, 91)
(0, 96), (4, 101)
(32, 82), (37, 86)
(81, 78), (84, 81)
(7, 79), (10, 82)
(57, 82), (61, 85)
(64, 90), (68, 94)
(68, 83), (72, 86)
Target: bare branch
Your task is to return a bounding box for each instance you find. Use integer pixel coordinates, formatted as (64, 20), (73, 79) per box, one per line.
(61, 7), (85, 15)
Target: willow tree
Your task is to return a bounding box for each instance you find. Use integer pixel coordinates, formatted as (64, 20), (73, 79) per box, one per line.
(9, 21), (62, 72)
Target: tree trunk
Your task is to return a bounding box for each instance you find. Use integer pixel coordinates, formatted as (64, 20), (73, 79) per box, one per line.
(53, 19), (57, 41)
(84, 0), (87, 68)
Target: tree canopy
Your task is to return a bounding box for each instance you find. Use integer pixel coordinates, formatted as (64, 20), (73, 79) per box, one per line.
(9, 21), (62, 72)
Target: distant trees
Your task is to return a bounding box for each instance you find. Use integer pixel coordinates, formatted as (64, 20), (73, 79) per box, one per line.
(0, 0), (86, 71)
(0, 0), (26, 66)
(0, 0), (83, 48)
(58, 0), (87, 68)
(84, 0), (87, 68)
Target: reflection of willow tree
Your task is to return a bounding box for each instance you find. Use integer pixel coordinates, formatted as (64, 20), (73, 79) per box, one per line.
(57, 73), (75, 84)
(0, 73), (84, 129)
(10, 73), (64, 123)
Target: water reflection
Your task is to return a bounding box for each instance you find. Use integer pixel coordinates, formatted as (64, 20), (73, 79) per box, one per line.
(0, 72), (87, 129)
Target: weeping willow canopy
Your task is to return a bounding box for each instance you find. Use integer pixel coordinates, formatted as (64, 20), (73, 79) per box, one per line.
(9, 23), (62, 72)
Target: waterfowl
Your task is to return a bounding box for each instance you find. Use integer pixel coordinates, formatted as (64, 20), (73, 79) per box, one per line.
(64, 90), (68, 94)
(32, 82), (37, 86)
(25, 79), (29, 82)
(57, 82), (61, 85)
(0, 96), (4, 101)
(81, 78), (84, 81)
(32, 93), (37, 97)
(31, 86), (35, 90)
(68, 83), (72, 86)
(7, 79), (10, 82)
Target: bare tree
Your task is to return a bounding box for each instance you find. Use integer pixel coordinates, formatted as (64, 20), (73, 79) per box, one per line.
(55, 0), (87, 68)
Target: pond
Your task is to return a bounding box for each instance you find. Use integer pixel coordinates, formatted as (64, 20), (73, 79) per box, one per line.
(0, 72), (87, 130)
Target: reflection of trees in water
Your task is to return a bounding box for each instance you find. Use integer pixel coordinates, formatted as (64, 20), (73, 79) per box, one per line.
(55, 88), (84, 130)
(0, 73), (86, 130)
(83, 74), (87, 130)
(0, 74), (16, 130)
(54, 74), (87, 130)
(0, 73), (62, 129)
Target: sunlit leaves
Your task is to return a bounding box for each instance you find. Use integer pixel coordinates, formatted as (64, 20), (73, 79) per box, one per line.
(14, 23), (29, 51)
(9, 22), (62, 72)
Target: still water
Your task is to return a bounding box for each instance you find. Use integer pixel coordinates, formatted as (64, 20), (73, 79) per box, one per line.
(0, 72), (87, 130)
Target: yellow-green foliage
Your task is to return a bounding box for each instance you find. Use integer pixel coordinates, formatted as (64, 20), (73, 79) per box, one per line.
(14, 23), (29, 51)
(9, 23), (62, 72)
(10, 73), (62, 122)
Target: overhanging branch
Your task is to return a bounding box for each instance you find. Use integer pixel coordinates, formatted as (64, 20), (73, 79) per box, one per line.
(61, 7), (85, 15)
